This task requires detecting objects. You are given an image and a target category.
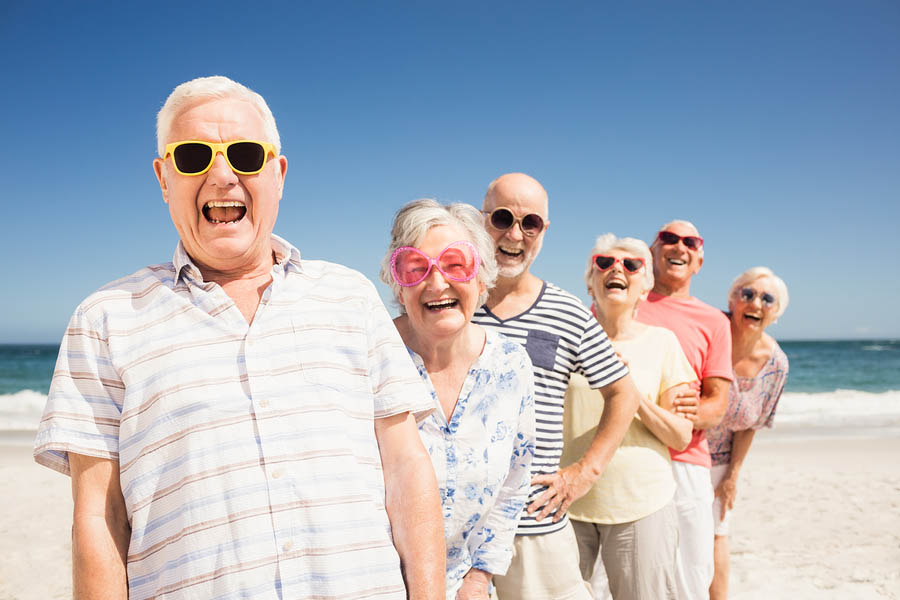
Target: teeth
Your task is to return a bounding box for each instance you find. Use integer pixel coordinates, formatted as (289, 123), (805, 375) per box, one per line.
(206, 201), (245, 208)
(499, 247), (523, 256)
(668, 258), (685, 265)
(426, 299), (457, 309)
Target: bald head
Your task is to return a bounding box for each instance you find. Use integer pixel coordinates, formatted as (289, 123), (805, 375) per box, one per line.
(483, 173), (549, 217)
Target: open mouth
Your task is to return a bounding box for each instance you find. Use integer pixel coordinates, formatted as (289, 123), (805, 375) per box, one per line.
(425, 299), (459, 311)
(743, 313), (762, 322)
(203, 201), (247, 224)
(605, 280), (627, 290)
(666, 258), (686, 266)
(499, 246), (523, 258)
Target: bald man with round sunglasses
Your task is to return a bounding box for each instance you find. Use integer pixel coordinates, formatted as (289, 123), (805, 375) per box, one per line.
(34, 76), (445, 600)
(471, 173), (642, 600)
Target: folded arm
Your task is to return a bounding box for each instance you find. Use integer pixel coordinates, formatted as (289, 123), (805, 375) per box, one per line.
(693, 376), (731, 430)
(642, 382), (694, 451)
(70, 453), (130, 600)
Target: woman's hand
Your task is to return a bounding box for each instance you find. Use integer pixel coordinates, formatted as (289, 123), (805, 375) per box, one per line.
(715, 473), (738, 519)
(456, 568), (491, 600)
(668, 383), (700, 423)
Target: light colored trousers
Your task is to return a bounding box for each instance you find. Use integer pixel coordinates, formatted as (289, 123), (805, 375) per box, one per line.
(572, 499), (679, 600)
(672, 460), (715, 600)
(493, 521), (592, 600)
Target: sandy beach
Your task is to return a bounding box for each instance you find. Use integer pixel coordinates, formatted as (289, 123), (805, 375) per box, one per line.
(2, 429), (898, 599)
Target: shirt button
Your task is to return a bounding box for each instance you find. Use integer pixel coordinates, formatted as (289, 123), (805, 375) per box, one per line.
(259, 398), (270, 408)
(272, 469), (283, 479)
(282, 541), (293, 552)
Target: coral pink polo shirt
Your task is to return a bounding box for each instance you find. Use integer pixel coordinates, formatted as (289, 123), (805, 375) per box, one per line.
(636, 292), (733, 468)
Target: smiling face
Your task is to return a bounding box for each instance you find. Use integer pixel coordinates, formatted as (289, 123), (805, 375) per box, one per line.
(651, 221), (703, 292)
(398, 224), (486, 342)
(482, 174), (549, 280)
(730, 276), (780, 332)
(152, 98), (287, 276)
(590, 248), (650, 315)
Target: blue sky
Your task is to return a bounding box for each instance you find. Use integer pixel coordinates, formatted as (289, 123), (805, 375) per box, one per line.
(2, 1), (898, 343)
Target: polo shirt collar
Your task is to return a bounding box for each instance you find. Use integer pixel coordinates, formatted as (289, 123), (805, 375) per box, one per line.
(173, 234), (303, 284)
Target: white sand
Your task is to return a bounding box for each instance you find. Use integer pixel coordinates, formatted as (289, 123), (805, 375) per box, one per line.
(3, 430), (899, 599)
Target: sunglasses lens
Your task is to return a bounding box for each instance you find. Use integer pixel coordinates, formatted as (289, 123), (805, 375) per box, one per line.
(623, 259), (643, 273)
(489, 208), (515, 230)
(683, 236), (702, 250)
(762, 293), (776, 306)
(594, 256), (615, 270)
(173, 143), (213, 174)
(740, 288), (755, 302)
(438, 244), (478, 281)
(393, 249), (430, 285)
(227, 142), (266, 173)
(658, 231), (680, 245)
(521, 213), (544, 234)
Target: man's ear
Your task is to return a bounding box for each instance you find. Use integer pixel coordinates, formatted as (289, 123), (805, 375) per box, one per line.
(153, 158), (169, 204)
(275, 155), (288, 193)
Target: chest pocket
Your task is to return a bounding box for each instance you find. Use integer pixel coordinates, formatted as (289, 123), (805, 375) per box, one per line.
(525, 329), (560, 370)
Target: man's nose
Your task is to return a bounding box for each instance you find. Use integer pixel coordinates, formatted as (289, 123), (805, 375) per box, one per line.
(206, 152), (239, 185)
(504, 222), (525, 241)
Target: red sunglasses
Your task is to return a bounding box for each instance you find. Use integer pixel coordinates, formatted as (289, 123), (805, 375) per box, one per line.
(592, 255), (646, 273)
(657, 230), (704, 250)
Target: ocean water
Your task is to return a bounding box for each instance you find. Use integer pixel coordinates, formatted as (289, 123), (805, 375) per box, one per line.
(3, 340), (900, 432)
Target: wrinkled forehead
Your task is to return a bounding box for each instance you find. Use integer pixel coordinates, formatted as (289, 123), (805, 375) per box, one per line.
(658, 220), (700, 238)
(169, 98), (268, 142)
(484, 180), (549, 217)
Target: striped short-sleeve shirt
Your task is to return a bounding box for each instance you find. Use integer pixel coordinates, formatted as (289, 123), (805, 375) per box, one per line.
(472, 281), (627, 535)
(34, 235), (432, 599)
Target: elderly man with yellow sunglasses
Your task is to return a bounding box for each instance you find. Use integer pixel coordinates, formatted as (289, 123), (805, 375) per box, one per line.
(34, 76), (445, 600)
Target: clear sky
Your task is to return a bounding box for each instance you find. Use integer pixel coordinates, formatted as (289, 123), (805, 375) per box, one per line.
(2, 1), (898, 343)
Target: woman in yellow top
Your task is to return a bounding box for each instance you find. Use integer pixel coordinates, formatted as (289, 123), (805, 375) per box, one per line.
(562, 233), (696, 600)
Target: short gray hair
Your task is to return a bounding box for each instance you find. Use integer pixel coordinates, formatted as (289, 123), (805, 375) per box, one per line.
(727, 266), (790, 318)
(584, 233), (654, 293)
(156, 76), (281, 156)
(380, 199), (498, 312)
(650, 219), (704, 259)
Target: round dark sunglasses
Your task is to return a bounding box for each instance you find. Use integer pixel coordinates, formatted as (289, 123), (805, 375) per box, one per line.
(739, 287), (777, 306)
(483, 207), (545, 237)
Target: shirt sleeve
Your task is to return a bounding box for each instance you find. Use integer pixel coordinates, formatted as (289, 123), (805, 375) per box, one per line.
(33, 305), (124, 475)
(469, 346), (536, 575)
(658, 329), (699, 395)
(363, 278), (433, 422)
(757, 347), (789, 430)
(578, 308), (629, 389)
(702, 312), (734, 381)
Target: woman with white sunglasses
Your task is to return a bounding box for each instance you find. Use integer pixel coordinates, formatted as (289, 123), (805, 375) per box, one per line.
(706, 267), (790, 600)
(380, 199), (535, 600)
(561, 233), (696, 600)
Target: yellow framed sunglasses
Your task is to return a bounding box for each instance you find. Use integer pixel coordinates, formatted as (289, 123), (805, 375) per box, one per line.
(162, 140), (277, 176)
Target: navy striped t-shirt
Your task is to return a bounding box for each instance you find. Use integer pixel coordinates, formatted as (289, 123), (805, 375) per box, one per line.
(472, 281), (628, 536)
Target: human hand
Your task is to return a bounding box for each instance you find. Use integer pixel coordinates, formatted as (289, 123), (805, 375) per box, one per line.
(670, 384), (700, 423)
(714, 474), (738, 520)
(456, 568), (491, 600)
(527, 463), (594, 522)
(615, 349), (629, 368)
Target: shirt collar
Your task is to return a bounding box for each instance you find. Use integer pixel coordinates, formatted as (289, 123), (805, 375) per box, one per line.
(173, 234), (303, 284)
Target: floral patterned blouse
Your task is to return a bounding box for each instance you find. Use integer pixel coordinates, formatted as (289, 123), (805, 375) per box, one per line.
(707, 342), (789, 466)
(408, 329), (536, 598)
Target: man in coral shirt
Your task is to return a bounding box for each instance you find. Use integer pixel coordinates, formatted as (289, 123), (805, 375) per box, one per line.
(636, 220), (733, 600)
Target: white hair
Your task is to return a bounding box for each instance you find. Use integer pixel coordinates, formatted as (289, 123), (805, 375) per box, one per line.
(380, 199), (498, 312)
(727, 266), (790, 318)
(156, 76), (281, 156)
(650, 219), (704, 259)
(584, 233), (654, 294)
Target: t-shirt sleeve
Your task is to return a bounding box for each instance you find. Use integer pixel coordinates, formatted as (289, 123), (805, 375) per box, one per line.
(658, 329), (699, 395)
(579, 309), (629, 389)
(363, 279), (433, 422)
(33, 306), (124, 476)
(758, 347), (789, 430)
(702, 312), (734, 381)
